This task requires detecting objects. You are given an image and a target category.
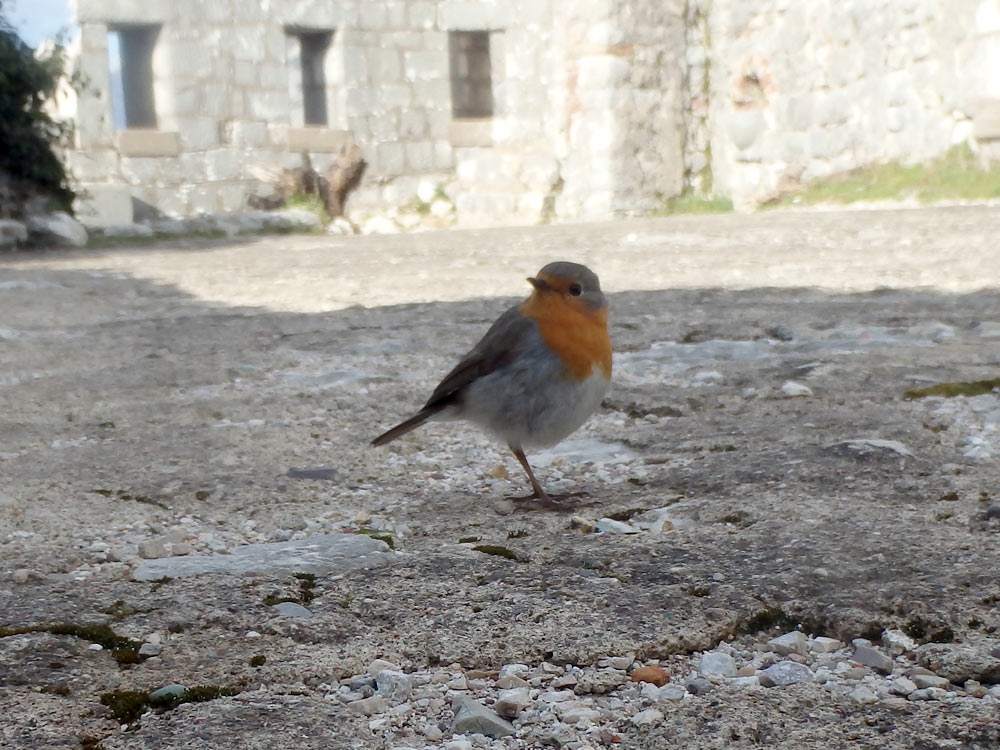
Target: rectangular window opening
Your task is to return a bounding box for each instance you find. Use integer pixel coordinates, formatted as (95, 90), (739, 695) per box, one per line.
(449, 30), (493, 119)
(292, 29), (332, 126)
(108, 24), (160, 129)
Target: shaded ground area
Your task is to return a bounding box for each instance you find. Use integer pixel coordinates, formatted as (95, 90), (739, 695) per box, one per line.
(1, 206), (999, 748)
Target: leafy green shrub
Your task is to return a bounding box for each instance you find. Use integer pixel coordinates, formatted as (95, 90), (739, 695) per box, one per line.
(0, 2), (75, 215)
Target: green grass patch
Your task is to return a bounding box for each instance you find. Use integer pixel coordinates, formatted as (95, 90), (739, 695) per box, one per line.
(654, 190), (733, 216)
(904, 377), (1000, 400)
(769, 144), (1000, 207)
(285, 190), (329, 223)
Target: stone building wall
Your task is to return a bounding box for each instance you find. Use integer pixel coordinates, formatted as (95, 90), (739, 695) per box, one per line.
(693, 0), (1000, 208)
(65, 0), (1000, 226)
(67, 0), (688, 227)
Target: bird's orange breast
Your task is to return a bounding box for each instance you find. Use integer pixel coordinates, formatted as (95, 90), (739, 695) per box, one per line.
(519, 295), (612, 380)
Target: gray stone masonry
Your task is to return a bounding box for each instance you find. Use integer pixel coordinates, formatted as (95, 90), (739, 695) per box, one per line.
(64, 0), (1000, 226)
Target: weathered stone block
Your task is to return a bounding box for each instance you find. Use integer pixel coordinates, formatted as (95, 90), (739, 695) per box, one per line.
(231, 26), (267, 62)
(26, 211), (88, 247)
(225, 121), (269, 147)
(204, 149), (241, 181)
(359, 2), (388, 28)
(370, 111), (401, 140)
(450, 120), (493, 148)
(286, 128), (353, 152)
(0, 219), (28, 248)
(405, 141), (435, 171)
(249, 90), (290, 121)
(218, 182), (250, 213)
(726, 108), (765, 150)
(380, 84), (413, 110)
(74, 184), (134, 227)
(178, 117), (220, 150)
(408, 1), (436, 29)
(234, 60), (257, 87)
(974, 101), (1000, 141)
(399, 111), (428, 138)
(117, 129), (181, 157)
(403, 50), (444, 81)
(376, 141), (406, 174)
(439, 1), (510, 30)
(373, 48), (402, 81)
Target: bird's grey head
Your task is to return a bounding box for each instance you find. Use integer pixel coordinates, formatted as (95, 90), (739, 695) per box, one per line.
(528, 261), (607, 310)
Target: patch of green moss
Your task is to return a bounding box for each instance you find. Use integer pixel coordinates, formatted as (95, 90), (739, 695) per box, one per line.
(717, 512), (755, 528)
(286, 190), (330, 223)
(358, 528), (395, 549)
(294, 572), (318, 604)
(101, 684), (240, 726)
(472, 544), (522, 562)
(46, 623), (144, 665)
(766, 144), (1000, 207)
(903, 616), (956, 644)
(98, 600), (143, 621)
(689, 586), (711, 597)
(262, 594), (298, 606)
(149, 684), (238, 710)
(194, 490), (212, 501)
(904, 378), (1000, 400)
(458, 536), (481, 544)
(506, 529), (529, 539)
(741, 607), (794, 635)
(100, 689), (150, 724)
(653, 189), (733, 216)
(250, 654), (267, 668)
(91, 489), (168, 509)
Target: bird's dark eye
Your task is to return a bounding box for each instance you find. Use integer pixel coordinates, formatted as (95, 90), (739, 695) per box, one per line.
(568, 283), (583, 296)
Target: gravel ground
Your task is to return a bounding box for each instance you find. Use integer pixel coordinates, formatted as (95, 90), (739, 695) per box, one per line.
(1, 205), (1000, 749)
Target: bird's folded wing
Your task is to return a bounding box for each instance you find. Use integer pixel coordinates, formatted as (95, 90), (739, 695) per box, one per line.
(423, 305), (536, 410)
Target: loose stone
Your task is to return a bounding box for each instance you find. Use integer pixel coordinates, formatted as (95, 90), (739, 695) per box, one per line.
(911, 673), (950, 690)
(852, 644), (895, 674)
(149, 684), (187, 701)
(495, 687), (531, 718)
(964, 679), (987, 698)
(768, 631), (808, 656)
(497, 674), (530, 689)
(376, 669), (412, 703)
(551, 674), (578, 689)
(685, 677), (712, 695)
(881, 629), (918, 656)
(599, 654), (634, 670)
(451, 696), (516, 738)
(630, 665), (669, 686)
(574, 670), (626, 695)
(270, 602), (312, 617)
(890, 677), (918, 695)
(908, 687), (947, 701)
(363, 658), (398, 675)
(758, 661), (813, 687)
(630, 708), (664, 726)
(849, 686), (879, 704)
(811, 637), (843, 653)
(138, 643), (161, 657)
(699, 651), (737, 677)
(347, 696), (388, 715)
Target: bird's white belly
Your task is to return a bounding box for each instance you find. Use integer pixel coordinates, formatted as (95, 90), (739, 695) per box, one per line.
(458, 363), (609, 450)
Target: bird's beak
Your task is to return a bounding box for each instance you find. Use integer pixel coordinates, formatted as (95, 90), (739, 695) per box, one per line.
(527, 276), (549, 291)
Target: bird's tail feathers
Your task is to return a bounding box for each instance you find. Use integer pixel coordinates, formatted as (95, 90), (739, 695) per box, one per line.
(371, 405), (444, 446)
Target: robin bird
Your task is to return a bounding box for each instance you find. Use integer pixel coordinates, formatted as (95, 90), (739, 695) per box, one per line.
(372, 261), (612, 509)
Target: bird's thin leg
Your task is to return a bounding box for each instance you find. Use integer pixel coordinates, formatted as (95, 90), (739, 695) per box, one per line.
(505, 444), (581, 510)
